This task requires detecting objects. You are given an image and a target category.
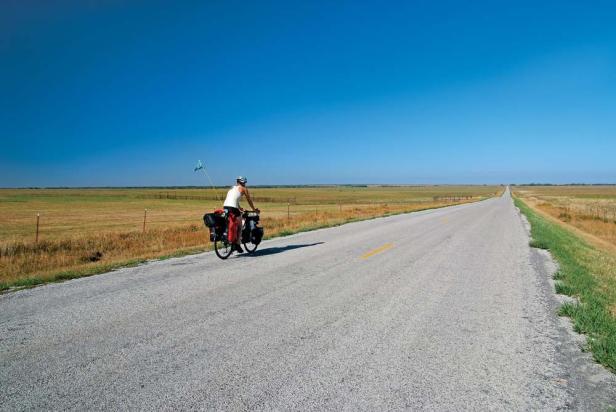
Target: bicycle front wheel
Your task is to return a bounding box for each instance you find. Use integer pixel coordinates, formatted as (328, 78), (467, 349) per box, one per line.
(243, 241), (258, 254)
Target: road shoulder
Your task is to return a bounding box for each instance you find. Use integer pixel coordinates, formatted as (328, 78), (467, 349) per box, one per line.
(515, 200), (616, 410)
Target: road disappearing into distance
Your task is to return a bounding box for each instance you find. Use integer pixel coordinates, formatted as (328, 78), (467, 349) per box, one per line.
(2, 189), (615, 410)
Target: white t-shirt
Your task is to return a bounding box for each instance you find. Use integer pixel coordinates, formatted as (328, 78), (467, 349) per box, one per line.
(223, 185), (242, 208)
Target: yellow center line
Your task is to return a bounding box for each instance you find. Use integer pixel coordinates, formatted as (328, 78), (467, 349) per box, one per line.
(361, 242), (394, 259)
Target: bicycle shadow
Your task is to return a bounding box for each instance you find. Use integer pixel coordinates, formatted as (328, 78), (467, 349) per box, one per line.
(238, 242), (324, 257)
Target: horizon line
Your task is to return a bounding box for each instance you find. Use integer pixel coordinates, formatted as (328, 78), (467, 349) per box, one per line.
(2, 183), (616, 190)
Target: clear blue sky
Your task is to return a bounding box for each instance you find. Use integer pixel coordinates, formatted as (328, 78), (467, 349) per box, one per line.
(1, 1), (615, 187)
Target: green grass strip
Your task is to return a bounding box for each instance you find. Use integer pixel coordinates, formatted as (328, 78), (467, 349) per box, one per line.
(515, 198), (616, 372)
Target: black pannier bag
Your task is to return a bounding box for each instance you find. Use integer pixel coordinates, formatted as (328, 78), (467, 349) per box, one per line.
(251, 227), (264, 244)
(241, 218), (264, 245)
(203, 213), (216, 228)
(203, 212), (226, 241)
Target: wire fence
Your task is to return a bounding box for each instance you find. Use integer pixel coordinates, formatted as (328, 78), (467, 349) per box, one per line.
(135, 192), (299, 203)
(16, 196), (484, 244)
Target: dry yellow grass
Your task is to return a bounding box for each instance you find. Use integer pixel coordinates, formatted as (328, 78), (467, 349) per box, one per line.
(513, 185), (616, 248)
(0, 186), (501, 289)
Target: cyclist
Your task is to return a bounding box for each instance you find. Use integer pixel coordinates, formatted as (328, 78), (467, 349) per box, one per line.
(223, 176), (258, 253)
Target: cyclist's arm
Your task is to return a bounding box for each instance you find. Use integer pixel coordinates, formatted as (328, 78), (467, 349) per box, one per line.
(241, 187), (257, 211)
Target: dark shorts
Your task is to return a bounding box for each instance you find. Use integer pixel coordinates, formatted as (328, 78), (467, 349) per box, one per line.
(224, 206), (241, 217)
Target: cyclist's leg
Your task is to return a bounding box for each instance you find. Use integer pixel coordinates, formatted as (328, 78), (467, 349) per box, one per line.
(236, 216), (243, 244)
(224, 207), (235, 243)
(225, 208), (242, 246)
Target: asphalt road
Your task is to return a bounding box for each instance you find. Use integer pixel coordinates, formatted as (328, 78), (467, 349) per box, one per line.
(2, 189), (615, 410)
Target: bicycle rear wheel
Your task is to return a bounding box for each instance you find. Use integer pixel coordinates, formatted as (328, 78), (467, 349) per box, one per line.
(214, 239), (233, 259)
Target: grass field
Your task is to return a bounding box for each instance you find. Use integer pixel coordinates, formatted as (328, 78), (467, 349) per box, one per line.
(513, 185), (616, 372)
(0, 185), (501, 291)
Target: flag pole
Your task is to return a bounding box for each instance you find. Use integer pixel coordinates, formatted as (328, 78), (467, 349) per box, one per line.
(194, 160), (221, 200)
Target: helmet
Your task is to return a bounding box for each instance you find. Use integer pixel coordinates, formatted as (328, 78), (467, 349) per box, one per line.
(236, 176), (247, 185)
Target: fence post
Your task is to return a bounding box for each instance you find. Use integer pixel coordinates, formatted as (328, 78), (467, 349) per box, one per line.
(143, 209), (148, 233)
(287, 200), (290, 223)
(35, 213), (40, 243)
